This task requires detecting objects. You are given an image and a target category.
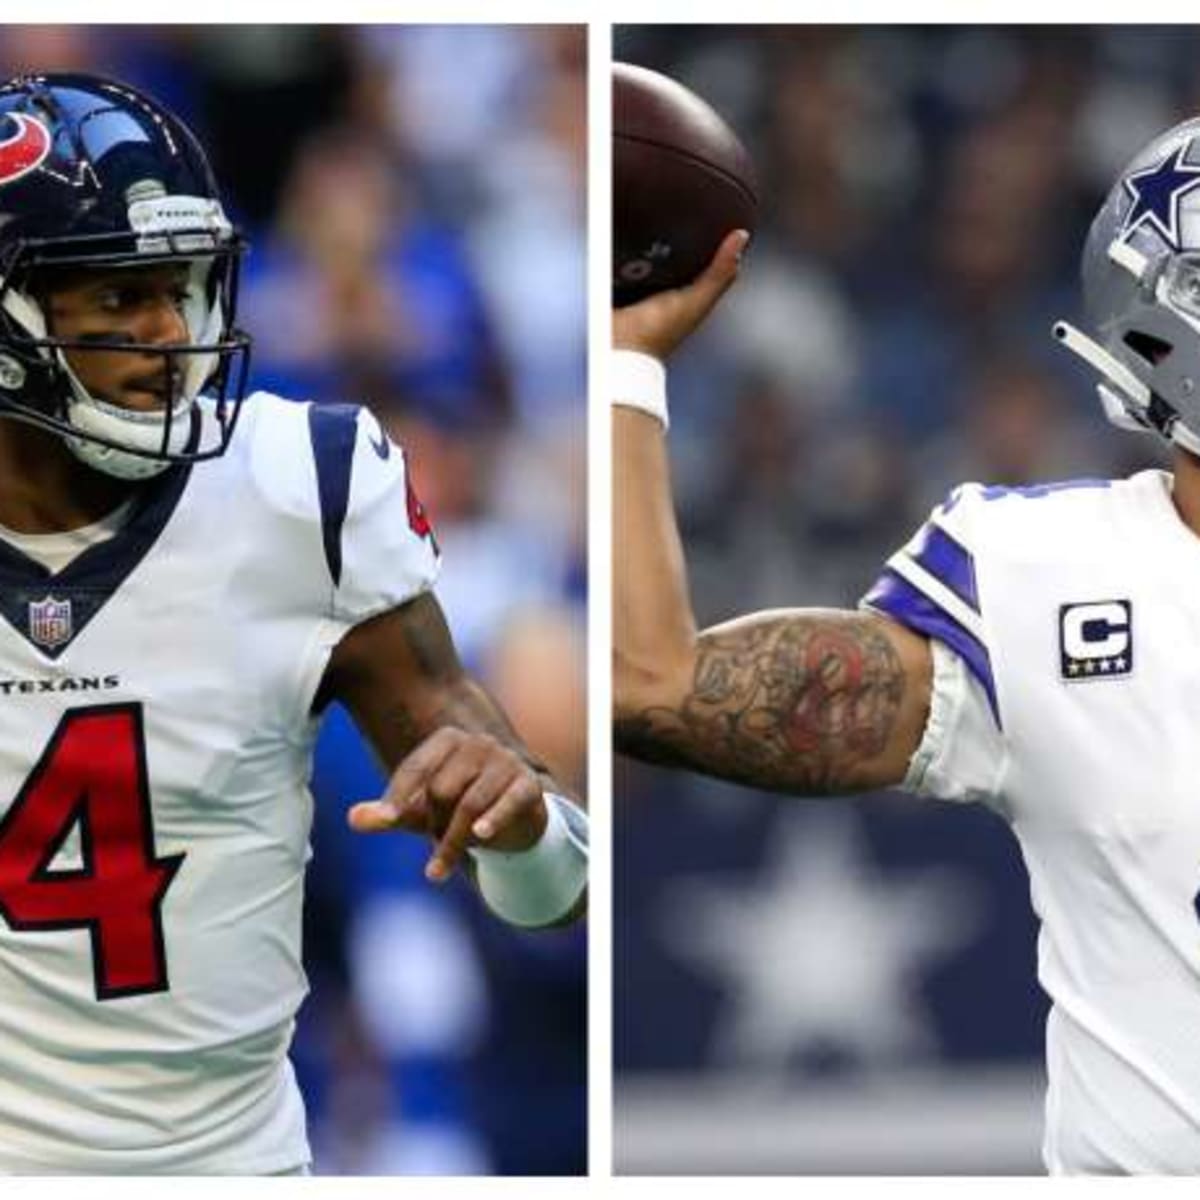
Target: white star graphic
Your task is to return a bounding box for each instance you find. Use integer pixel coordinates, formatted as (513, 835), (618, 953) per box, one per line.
(657, 808), (982, 1074)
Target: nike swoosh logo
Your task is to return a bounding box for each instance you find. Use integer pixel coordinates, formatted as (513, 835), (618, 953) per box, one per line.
(368, 421), (390, 460)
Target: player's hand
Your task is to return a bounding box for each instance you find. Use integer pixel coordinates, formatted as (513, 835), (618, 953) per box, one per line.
(347, 727), (549, 883)
(613, 228), (749, 361)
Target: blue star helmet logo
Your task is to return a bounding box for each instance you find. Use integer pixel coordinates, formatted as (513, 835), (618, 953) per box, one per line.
(1120, 139), (1200, 248)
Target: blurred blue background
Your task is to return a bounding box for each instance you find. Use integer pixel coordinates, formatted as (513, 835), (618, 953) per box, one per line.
(0, 26), (586, 1175)
(614, 24), (1189, 1174)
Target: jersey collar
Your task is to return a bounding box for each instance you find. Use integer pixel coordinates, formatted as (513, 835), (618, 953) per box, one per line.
(0, 464), (192, 660)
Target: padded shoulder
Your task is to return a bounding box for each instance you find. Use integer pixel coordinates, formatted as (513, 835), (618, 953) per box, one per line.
(242, 391), (376, 520)
(240, 390), (440, 620)
(936, 477), (1125, 568)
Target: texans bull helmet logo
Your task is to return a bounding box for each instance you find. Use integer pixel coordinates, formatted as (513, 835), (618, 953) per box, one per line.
(0, 112), (51, 188)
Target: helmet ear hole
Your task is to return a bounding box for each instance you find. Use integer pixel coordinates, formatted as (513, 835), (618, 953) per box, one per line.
(1124, 330), (1172, 365)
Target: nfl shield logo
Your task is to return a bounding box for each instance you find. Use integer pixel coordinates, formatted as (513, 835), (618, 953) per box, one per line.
(28, 596), (72, 650)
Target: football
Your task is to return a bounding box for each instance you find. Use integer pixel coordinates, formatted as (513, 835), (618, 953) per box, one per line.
(613, 62), (758, 307)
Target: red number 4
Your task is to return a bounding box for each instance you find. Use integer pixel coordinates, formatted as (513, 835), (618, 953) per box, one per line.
(0, 705), (182, 1000)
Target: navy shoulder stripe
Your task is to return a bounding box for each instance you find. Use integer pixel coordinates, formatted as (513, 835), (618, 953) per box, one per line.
(910, 523), (980, 613)
(864, 568), (1001, 728)
(307, 403), (360, 587)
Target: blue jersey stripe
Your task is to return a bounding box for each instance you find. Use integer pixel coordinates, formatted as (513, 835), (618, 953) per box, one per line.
(307, 403), (360, 587)
(911, 523), (980, 613)
(864, 568), (1000, 727)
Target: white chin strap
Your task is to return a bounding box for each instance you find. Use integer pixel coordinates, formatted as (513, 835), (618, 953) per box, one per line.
(64, 390), (194, 481)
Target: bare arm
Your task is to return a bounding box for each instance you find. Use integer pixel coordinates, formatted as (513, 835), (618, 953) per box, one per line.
(615, 605), (931, 795)
(318, 591), (551, 797)
(613, 234), (932, 795)
(319, 593), (585, 926)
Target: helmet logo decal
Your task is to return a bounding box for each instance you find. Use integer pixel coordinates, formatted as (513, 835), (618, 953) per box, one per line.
(1120, 141), (1200, 248)
(0, 113), (51, 187)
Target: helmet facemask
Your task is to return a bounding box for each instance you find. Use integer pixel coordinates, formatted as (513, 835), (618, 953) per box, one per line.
(0, 208), (250, 480)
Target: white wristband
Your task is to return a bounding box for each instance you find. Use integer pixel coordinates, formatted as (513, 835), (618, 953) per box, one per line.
(469, 794), (588, 928)
(612, 349), (669, 429)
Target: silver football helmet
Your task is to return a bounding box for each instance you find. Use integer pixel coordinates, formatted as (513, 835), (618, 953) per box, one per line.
(1057, 116), (1200, 457)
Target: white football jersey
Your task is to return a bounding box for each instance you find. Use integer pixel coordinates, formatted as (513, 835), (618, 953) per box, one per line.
(0, 391), (439, 1173)
(863, 470), (1200, 1174)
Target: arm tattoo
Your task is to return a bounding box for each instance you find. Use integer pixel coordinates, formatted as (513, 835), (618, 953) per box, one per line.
(337, 593), (554, 782)
(615, 612), (907, 794)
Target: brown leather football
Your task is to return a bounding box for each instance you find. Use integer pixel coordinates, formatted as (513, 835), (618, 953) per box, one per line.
(614, 62), (757, 307)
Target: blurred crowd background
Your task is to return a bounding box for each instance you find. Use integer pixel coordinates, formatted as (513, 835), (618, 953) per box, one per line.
(0, 26), (586, 1175)
(614, 25), (1189, 1174)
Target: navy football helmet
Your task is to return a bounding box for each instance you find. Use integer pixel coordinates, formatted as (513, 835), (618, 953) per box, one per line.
(0, 73), (250, 479)
(1057, 116), (1200, 457)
